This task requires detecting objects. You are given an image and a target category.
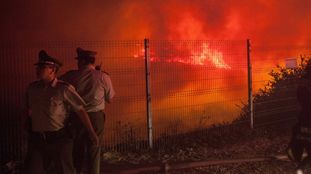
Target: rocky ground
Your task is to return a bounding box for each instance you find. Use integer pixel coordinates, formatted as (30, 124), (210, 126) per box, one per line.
(102, 122), (298, 174)
(168, 160), (295, 174)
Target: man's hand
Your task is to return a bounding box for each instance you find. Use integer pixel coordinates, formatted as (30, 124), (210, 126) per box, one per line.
(75, 108), (99, 146)
(89, 131), (99, 146)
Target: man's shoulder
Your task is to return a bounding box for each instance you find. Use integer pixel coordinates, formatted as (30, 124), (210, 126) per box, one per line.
(100, 71), (113, 84)
(57, 80), (76, 91)
(100, 71), (111, 79)
(101, 71), (109, 76)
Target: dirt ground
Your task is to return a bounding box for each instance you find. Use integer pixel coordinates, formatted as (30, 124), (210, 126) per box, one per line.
(102, 123), (299, 173)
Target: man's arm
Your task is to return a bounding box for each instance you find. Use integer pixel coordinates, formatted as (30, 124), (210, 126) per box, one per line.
(102, 73), (115, 103)
(63, 84), (99, 146)
(75, 108), (99, 146)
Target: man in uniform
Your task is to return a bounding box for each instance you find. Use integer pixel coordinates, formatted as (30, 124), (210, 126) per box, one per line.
(61, 47), (115, 174)
(24, 50), (99, 174)
(288, 61), (311, 174)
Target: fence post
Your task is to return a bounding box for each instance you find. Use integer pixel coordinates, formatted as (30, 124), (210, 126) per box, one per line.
(144, 39), (153, 148)
(247, 39), (254, 129)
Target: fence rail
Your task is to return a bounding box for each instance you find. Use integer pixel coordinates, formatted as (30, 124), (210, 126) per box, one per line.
(0, 39), (306, 162)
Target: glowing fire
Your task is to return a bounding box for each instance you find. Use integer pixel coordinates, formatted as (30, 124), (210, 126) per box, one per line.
(191, 43), (231, 69)
(134, 42), (231, 69)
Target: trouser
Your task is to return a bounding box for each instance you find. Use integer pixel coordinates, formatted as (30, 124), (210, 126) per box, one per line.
(288, 124), (311, 173)
(295, 141), (311, 173)
(23, 129), (75, 174)
(73, 111), (105, 174)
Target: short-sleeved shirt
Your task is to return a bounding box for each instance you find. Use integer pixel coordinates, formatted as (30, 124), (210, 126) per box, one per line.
(60, 66), (115, 112)
(26, 78), (86, 132)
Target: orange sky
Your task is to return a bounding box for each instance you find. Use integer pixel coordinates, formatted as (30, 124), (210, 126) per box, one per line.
(1, 0), (311, 141)
(1, 0), (310, 74)
(0, 0), (311, 43)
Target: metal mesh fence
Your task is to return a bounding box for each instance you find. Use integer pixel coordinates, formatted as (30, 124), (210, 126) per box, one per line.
(148, 40), (249, 146)
(251, 44), (311, 128)
(0, 40), (250, 162)
(0, 41), (149, 161)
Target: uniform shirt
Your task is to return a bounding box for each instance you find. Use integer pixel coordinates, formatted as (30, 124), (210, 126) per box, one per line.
(26, 78), (86, 132)
(61, 66), (115, 112)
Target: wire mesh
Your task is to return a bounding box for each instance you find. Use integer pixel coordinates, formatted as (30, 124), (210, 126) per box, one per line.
(251, 43), (311, 128)
(148, 40), (248, 145)
(0, 41), (149, 162)
(0, 40), (250, 162)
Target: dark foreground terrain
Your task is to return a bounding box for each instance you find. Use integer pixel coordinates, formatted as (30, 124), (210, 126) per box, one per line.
(102, 121), (297, 174)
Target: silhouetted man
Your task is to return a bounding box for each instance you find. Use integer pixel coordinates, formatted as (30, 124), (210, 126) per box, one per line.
(288, 62), (311, 174)
(24, 50), (99, 174)
(61, 48), (115, 174)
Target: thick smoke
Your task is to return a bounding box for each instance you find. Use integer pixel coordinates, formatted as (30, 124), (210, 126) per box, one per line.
(0, 0), (310, 43)
(1, 0), (310, 131)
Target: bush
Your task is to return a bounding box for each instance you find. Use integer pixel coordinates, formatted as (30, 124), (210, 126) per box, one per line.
(235, 56), (311, 127)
